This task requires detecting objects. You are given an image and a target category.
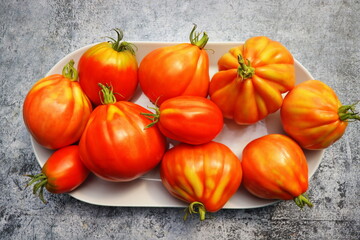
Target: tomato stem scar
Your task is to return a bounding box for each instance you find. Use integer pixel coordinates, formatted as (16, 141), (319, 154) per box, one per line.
(184, 201), (207, 221)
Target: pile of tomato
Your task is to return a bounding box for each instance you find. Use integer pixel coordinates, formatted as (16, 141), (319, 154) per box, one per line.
(23, 26), (359, 221)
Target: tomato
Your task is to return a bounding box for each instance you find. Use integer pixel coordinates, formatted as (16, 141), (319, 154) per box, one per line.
(209, 36), (295, 125)
(160, 141), (242, 220)
(138, 25), (210, 106)
(241, 134), (312, 208)
(23, 60), (92, 150)
(78, 28), (138, 106)
(142, 96), (223, 145)
(26, 145), (90, 203)
(79, 84), (166, 182)
(281, 80), (360, 150)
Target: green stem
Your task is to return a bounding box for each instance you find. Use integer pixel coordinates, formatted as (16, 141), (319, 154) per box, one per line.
(189, 24), (209, 49)
(140, 106), (160, 129)
(237, 55), (255, 80)
(338, 101), (360, 121)
(98, 83), (117, 105)
(184, 201), (207, 221)
(107, 28), (137, 55)
(293, 193), (313, 209)
(62, 60), (78, 81)
(25, 173), (48, 204)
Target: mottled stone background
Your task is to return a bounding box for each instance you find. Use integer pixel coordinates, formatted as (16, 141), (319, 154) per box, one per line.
(1, 0), (359, 239)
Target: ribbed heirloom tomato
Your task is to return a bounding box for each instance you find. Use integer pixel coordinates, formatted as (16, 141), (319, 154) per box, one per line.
(139, 25), (210, 106)
(79, 84), (166, 182)
(142, 96), (223, 145)
(209, 36), (295, 125)
(281, 80), (360, 150)
(241, 134), (312, 208)
(160, 141), (242, 220)
(78, 28), (138, 106)
(26, 145), (90, 203)
(23, 60), (92, 150)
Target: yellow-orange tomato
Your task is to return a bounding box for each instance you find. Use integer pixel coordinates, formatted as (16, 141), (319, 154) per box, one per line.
(160, 141), (242, 220)
(241, 134), (312, 208)
(139, 25), (210, 106)
(23, 60), (92, 150)
(209, 36), (295, 125)
(281, 80), (359, 150)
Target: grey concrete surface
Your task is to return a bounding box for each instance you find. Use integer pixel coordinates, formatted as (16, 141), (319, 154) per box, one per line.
(1, 0), (359, 239)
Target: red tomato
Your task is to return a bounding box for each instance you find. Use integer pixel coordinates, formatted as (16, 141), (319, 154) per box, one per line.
(209, 36), (295, 125)
(241, 134), (312, 208)
(139, 25), (210, 106)
(79, 84), (166, 182)
(160, 141), (242, 220)
(142, 96), (223, 145)
(23, 60), (92, 150)
(281, 80), (360, 150)
(26, 145), (90, 203)
(78, 28), (138, 106)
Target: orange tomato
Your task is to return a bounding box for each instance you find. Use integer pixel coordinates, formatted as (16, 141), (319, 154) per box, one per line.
(142, 96), (223, 145)
(26, 145), (90, 203)
(241, 134), (312, 208)
(78, 29), (138, 106)
(23, 60), (92, 150)
(160, 141), (242, 220)
(209, 36), (295, 125)
(139, 25), (210, 106)
(281, 80), (359, 149)
(79, 84), (166, 182)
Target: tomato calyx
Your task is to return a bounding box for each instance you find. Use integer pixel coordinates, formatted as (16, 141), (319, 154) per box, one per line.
(189, 24), (209, 49)
(184, 201), (207, 221)
(107, 28), (137, 55)
(140, 106), (160, 129)
(98, 83), (118, 105)
(25, 173), (48, 204)
(62, 59), (78, 81)
(338, 101), (360, 122)
(237, 55), (255, 80)
(293, 193), (313, 209)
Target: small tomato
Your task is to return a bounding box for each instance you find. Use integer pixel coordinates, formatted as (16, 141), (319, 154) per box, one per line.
(26, 145), (90, 203)
(142, 96), (223, 145)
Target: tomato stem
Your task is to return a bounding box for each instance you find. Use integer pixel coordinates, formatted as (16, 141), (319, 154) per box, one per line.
(338, 101), (360, 121)
(184, 201), (207, 221)
(98, 83), (117, 105)
(25, 173), (48, 204)
(189, 24), (209, 49)
(140, 106), (160, 129)
(62, 60), (78, 81)
(293, 193), (313, 209)
(107, 28), (137, 55)
(237, 55), (255, 80)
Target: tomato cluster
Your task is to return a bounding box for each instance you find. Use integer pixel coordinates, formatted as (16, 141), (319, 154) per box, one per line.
(24, 26), (359, 220)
